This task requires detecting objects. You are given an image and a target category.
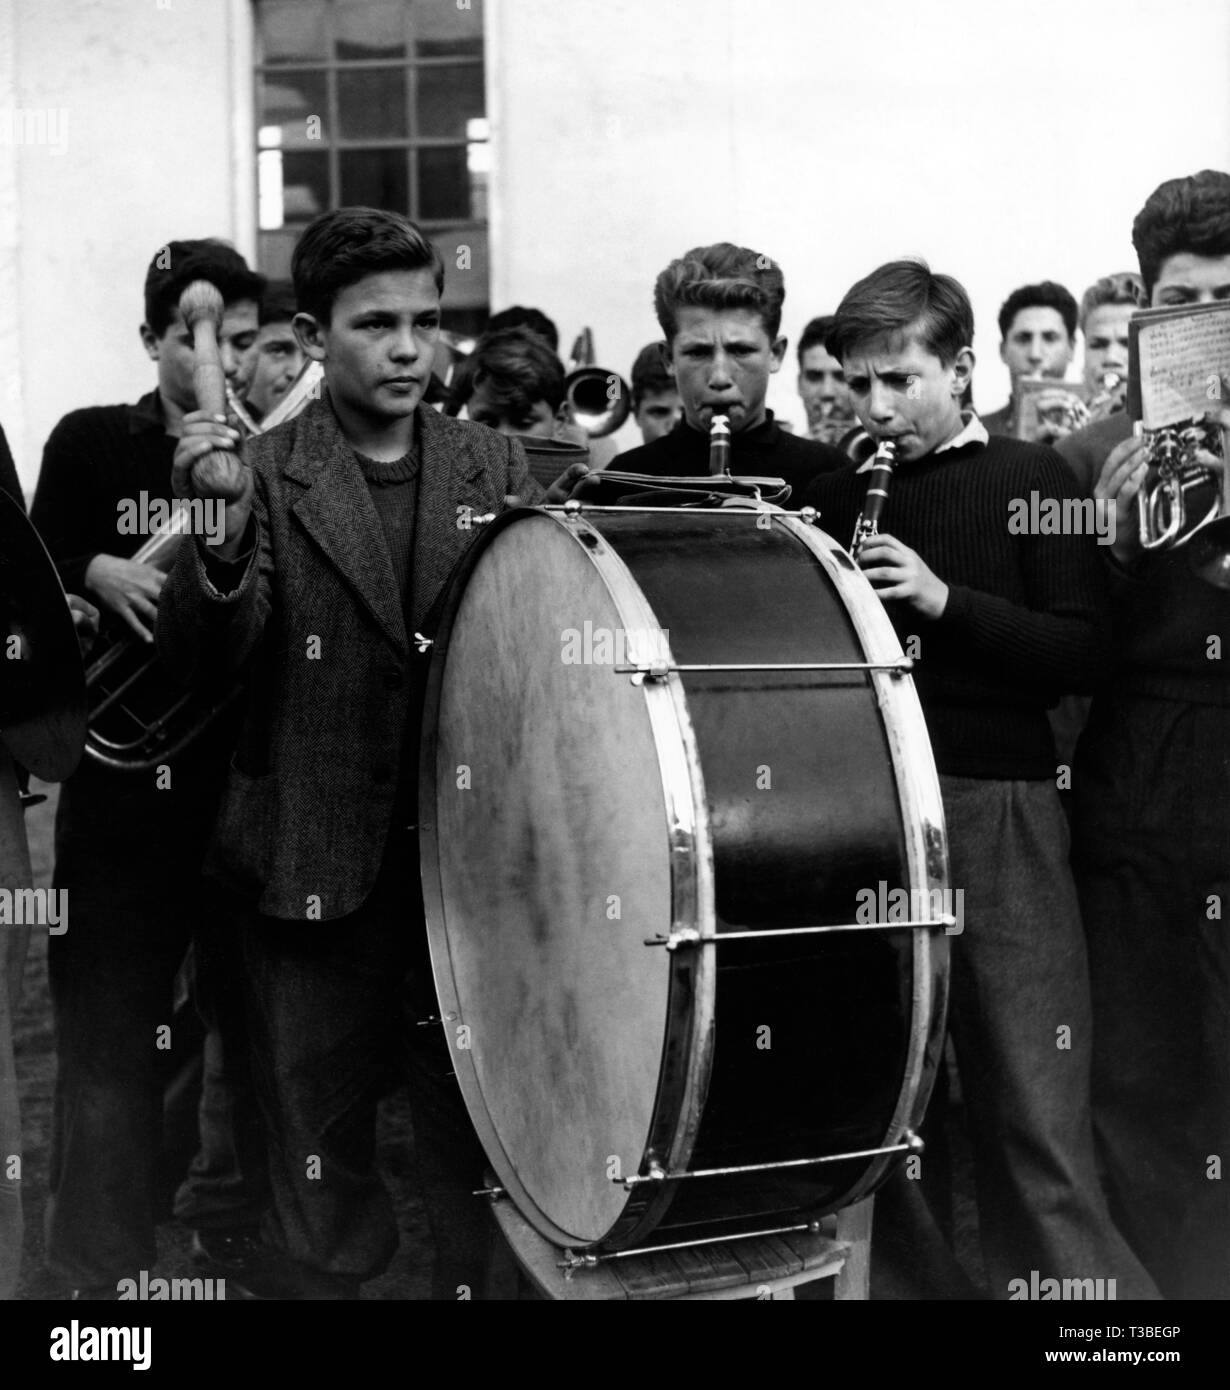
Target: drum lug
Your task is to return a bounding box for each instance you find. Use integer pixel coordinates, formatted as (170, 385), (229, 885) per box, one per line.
(799, 506), (819, 525)
(558, 1249), (601, 1276)
(629, 661), (671, 687)
(644, 927), (700, 950)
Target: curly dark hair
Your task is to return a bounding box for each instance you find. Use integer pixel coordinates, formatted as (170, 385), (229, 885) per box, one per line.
(1132, 169), (1230, 299)
(996, 281), (1077, 342)
(143, 239), (265, 337)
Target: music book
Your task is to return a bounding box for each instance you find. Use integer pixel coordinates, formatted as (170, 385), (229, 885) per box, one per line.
(1127, 300), (1230, 429)
(1013, 376), (1090, 441)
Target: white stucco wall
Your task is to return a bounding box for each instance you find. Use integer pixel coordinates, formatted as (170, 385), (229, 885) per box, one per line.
(488, 0), (1230, 448)
(3, 0), (253, 492)
(3, 0), (1228, 483)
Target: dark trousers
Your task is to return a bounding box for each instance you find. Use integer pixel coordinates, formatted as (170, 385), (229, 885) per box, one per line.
(241, 831), (496, 1299)
(1072, 693), (1230, 1300)
(45, 760), (263, 1289)
(940, 775), (1158, 1299)
(172, 928), (268, 1232)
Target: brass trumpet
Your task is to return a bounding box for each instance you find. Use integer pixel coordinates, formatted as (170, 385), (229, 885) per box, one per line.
(1135, 419), (1230, 588)
(563, 326), (631, 438)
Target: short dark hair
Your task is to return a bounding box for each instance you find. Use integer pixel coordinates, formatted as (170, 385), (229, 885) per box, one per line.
(485, 305), (559, 353)
(797, 315), (836, 364)
(654, 242), (786, 344)
(996, 281), (1077, 342)
(1132, 169), (1230, 300)
(464, 327), (566, 416)
(291, 206), (444, 324)
(1078, 271), (1142, 334)
(143, 239), (265, 337)
(826, 259), (973, 368)
(258, 279), (298, 328)
(630, 341), (673, 409)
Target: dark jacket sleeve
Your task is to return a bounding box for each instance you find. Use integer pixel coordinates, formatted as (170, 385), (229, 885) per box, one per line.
(0, 421), (23, 513)
(156, 468), (274, 685)
(30, 413), (109, 593)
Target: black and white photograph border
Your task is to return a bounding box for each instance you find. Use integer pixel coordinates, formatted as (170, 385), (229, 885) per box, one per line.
(0, 0), (1227, 1370)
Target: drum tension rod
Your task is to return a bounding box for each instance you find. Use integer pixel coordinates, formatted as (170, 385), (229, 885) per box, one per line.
(645, 917), (955, 949)
(557, 1218), (828, 1272)
(614, 658), (914, 685)
(617, 1132), (924, 1189)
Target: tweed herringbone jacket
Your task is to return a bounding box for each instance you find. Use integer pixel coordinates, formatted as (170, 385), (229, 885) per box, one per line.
(157, 394), (544, 921)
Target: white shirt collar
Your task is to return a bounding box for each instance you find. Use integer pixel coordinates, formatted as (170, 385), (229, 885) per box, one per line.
(936, 410), (989, 453)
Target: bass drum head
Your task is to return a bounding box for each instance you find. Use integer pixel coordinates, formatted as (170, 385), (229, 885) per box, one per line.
(421, 511), (675, 1247)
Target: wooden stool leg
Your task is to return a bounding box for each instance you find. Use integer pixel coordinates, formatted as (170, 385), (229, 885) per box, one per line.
(833, 1196), (874, 1301)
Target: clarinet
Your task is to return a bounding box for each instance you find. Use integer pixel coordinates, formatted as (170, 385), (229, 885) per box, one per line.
(850, 438), (898, 559)
(709, 414), (732, 475)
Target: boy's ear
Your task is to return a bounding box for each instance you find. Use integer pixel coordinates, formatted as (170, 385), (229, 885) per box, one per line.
(951, 346), (975, 396)
(769, 335), (788, 373)
(139, 323), (159, 360)
(293, 311), (327, 361)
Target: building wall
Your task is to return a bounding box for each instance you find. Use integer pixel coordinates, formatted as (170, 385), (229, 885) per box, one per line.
(489, 0), (1230, 449)
(3, 0), (253, 492)
(3, 0), (1228, 486)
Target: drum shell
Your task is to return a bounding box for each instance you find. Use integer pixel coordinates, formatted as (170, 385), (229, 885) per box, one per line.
(419, 505), (949, 1251)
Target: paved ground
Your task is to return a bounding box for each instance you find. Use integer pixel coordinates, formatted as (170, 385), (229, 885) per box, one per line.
(11, 778), (981, 1301)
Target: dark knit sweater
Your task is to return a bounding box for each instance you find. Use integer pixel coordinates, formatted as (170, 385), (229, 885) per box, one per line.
(803, 434), (1110, 778)
(614, 411), (846, 500)
(352, 448), (420, 612)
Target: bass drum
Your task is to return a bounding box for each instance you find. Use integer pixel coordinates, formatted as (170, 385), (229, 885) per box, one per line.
(419, 504), (949, 1253)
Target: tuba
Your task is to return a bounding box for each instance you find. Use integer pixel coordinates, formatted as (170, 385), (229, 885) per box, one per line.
(83, 285), (320, 770)
(1135, 418), (1230, 588)
(562, 327), (632, 438)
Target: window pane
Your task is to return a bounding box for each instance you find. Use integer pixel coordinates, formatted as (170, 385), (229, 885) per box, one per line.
(337, 67), (406, 139)
(335, 0), (406, 60)
(433, 226), (489, 310)
(258, 229), (299, 283)
(415, 63), (484, 139)
(341, 148), (409, 212)
(257, 0), (329, 64)
(281, 151), (331, 223)
(418, 146), (474, 220)
(258, 70), (329, 148)
(413, 0), (484, 58)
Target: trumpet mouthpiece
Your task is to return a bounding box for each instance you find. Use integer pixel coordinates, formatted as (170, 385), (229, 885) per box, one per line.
(178, 279), (225, 332)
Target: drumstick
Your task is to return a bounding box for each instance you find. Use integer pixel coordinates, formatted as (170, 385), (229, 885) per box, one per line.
(179, 279), (229, 420)
(177, 280), (245, 503)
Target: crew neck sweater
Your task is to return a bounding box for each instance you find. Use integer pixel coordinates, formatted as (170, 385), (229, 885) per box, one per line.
(352, 448), (420, 611)
(614, 411), (846, 500)
(803, 434), (1109, 778)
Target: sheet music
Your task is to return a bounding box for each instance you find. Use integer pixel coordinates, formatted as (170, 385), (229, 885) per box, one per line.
(1136, 306), (1230, 428)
